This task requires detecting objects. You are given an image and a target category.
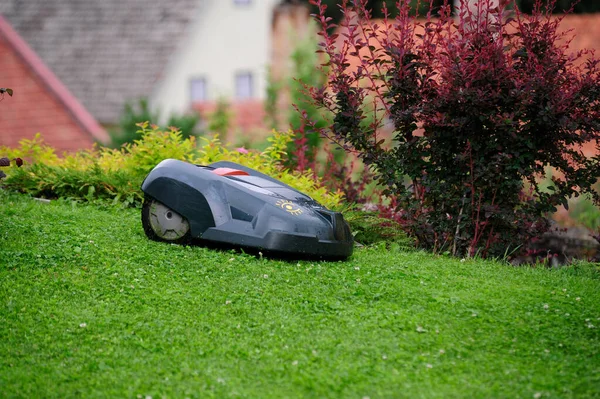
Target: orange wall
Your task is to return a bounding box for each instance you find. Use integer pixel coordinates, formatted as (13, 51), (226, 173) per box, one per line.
(0, 35), (95, 152)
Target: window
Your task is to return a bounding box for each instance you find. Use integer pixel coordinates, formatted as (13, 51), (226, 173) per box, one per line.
(190, 78), (207, 102)
(235, 72), (253, 100)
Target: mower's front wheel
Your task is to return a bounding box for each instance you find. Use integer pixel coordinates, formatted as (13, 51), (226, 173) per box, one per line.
(142, 198), (191, 244)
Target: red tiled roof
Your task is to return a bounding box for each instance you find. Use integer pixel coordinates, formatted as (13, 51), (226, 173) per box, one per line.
(0, 15), (109, 152)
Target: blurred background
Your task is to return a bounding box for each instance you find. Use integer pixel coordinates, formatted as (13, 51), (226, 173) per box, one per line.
(1, 0), (598, 151)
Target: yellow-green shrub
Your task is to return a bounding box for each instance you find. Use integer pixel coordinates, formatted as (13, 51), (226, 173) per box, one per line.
(191, 130), (343, 208)
(1, 124), (343, 209)
(1, 133), (60, 165)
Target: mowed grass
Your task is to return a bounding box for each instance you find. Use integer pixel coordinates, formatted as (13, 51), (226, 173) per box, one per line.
(1, 192), (599, 399)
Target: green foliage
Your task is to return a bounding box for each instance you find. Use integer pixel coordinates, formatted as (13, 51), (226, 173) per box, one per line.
(569, 195), (600, 230)
(117, 123), (198, 176)
(264, 23), (333, 167)
(207, 98), (233, 138)
(0, 156), (22, 180)
(194, 129), (343, 208)
(2, 192), (600, 398)
(0, 133), (59, 164)
(166, 113), (199, 138)
(288, 25), (330, 155)
(1, 124), (342, 209)
(344, 209), (414, 248)
(110, 98), (200, 147)
(264, 67), (282, 130)
(6, 162), (141, 207)
(268, 22), (376, 170)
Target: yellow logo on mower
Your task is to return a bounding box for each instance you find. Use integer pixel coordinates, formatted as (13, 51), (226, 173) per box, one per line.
(276, 200), (303, 216)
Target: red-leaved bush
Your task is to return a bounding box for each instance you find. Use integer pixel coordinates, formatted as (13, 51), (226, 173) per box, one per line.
(306, 0), (600, 257)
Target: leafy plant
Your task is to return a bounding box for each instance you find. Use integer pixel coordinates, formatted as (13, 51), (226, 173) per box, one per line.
(0, 133), (60, 166)
(264, 67), (282, 130)
(288, 25), (332, 167)
(265, 24), (332, 169)
(110, 98), (200, 147)
(1, 124), (343, 209)
(193, 129), (344, 208)
(569, 195), (600, 230)
(344, 209), (414, 247)
(307, 0), (600, 258)
(207, 98), (233, 138)
(0, 156), (23, 180)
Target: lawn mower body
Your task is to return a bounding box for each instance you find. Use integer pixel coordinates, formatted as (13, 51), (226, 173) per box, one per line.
(141, 159), (353, 259)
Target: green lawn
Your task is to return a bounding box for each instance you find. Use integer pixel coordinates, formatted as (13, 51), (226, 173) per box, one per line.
(1, 192), (599, 398)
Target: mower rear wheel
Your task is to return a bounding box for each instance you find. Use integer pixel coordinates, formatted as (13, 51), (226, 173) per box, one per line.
(142, 198), (191, 244)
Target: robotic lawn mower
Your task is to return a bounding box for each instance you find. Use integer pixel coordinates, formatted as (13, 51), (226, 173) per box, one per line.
(141, 159), (353, 259)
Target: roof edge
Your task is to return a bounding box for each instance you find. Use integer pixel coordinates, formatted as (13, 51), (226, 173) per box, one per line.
(0, 15), (110, 145)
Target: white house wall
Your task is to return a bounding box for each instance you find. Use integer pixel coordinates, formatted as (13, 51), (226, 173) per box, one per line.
(150, 0), (279, 121)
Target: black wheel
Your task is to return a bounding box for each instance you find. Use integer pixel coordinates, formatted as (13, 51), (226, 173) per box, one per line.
(142, 198), (191, 244)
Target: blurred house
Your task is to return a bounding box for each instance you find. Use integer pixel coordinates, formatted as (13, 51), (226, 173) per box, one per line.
(2, 0), (597, 151)
(0, 15), (109, 151)
(1, 0), (310, 146)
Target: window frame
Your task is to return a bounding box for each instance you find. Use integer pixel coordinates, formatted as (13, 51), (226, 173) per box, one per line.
(189, 77), (208, 103)
(234, 71), (254, 100)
